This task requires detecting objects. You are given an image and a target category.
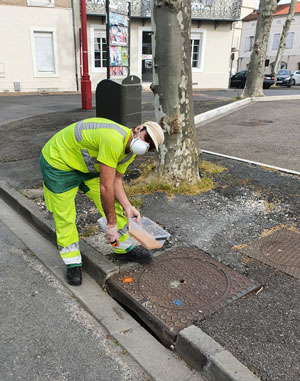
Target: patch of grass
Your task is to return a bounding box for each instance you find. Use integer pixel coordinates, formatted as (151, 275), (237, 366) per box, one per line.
(199, 160), (227, 175)
(125, 176), (215, 197)
(129, 196), (143, 209)
(80, 225), (99, 238)
(259, 165), (281, 173)
(124, 159), (225, 197)
(138, 160), (156, 178)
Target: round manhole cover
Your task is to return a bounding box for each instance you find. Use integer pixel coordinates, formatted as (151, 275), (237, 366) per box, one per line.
(137, 257), (229, 310)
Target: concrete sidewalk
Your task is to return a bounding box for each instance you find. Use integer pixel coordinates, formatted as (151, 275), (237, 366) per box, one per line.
(0, 94), (299, 381)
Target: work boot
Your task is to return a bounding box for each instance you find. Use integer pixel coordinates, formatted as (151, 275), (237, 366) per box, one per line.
(114, 248), (153, 264)
(66, 266), (82, 286)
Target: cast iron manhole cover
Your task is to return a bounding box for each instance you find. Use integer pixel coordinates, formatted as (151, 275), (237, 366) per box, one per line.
(240, 229), (300, 279)
(106, 249), (260, 346)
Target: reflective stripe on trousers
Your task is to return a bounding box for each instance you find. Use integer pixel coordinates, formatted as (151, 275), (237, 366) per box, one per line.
(43, 177), (134, 266)
(58, 242), (81, 265)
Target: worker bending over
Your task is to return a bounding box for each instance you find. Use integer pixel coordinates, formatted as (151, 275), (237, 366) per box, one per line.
(40, 118), (164, 285)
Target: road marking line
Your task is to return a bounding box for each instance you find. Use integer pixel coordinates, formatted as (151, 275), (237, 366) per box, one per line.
(201, 150), (300, 176)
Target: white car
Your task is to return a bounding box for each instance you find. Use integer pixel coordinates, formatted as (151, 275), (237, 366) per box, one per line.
(292, 70), (300, 85)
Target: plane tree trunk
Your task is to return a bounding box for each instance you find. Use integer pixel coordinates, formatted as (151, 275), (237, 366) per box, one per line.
(242, 0), (279, 98)
(272, 0), (297, 84)
(150, 0), (200, 184)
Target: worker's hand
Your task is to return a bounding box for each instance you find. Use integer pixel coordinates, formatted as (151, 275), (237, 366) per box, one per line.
(105, 224), (120, 246)
(125, 205), (141, 224)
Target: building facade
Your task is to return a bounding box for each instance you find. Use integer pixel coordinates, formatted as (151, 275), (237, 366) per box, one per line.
(230, 0), (255, 75)
(0, 0), (243, 93)
(238, 2), (300, 73)
(85, 0), (242, 90)
(0, 0), (78, 93)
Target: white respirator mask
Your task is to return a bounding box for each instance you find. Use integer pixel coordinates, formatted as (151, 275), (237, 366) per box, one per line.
(130, 131), (150, 155)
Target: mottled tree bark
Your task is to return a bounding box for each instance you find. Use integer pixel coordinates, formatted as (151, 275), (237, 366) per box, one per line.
(242, 0), (279, 98)
(151, 0), (200, 184)
(271, 0), (297, 84)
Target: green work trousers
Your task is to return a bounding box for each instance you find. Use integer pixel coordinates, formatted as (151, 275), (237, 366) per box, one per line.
(43, 177), (134, 266)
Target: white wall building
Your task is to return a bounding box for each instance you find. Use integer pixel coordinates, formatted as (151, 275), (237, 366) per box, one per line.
(230, 0), (255, 75)
(0, 0), (244, 93)
(0, 0), (78, 93)
(238, 2), (300, 73)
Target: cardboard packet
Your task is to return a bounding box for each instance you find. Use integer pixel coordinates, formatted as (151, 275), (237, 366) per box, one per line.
(128, 218), (166, 249)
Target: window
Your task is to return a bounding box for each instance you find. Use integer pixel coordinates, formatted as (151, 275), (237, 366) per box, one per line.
(35, 32), (55, 72)
(31, 28), (58, 77)
(190, 31), (205, 71)
(27, 0), (54, 7)
(92, 28), (107, 71)
(285, 32), (294, 49)
(244, 36), (254, 52)
(191, 39), (201, 68)
(272, 33), (280, 50)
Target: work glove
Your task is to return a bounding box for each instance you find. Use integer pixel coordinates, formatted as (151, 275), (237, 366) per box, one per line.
(125, 205), (141, 224)
(105, 224), (119, 246)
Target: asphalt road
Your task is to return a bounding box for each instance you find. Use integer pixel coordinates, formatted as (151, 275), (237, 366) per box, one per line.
(1, 86), (300, 126)
(196, 99), (300, 173)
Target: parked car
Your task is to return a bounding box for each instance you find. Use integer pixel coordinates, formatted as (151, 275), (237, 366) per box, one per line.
(230, 70), (274, 89)
(291, 70), (300, 85)
(276, 69), (293, 87)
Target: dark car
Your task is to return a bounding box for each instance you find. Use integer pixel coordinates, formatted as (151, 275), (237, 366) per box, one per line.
(230, 70), (274, 89)
(276, 69), (293, 87)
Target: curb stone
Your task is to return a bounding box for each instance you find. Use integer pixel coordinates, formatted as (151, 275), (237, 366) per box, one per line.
(0, 181), (119, 286)
(194, 97), (253, 126)
(0, 180), (261, 380)
(175, 326), (260, 381)
(194, 93), (300, 126)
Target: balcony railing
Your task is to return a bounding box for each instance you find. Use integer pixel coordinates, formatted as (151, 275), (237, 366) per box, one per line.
(86, 0), (241, 21)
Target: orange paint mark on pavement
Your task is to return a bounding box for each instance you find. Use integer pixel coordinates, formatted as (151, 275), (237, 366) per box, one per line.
(123, 277), (134, 283)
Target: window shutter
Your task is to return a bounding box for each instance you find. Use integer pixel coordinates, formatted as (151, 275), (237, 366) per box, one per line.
(34, 32), (55, 72)
(244, 37), (250, 52)
(272, 34), (280, 50)
(286, 32), (294, 49)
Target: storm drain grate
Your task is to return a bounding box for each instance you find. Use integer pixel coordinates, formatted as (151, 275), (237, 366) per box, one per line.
(106, 249), (260, 346)
(240, 228), (300, 279)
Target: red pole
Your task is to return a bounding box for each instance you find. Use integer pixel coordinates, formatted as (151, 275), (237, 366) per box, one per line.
(80, 0), (92, 109)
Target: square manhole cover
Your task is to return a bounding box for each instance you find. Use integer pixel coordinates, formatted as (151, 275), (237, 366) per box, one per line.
(106, 248), (260, 346)
(240, 228), (300, 279)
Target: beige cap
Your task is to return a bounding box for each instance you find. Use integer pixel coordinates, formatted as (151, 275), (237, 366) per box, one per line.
(143, 121), (165, 151)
